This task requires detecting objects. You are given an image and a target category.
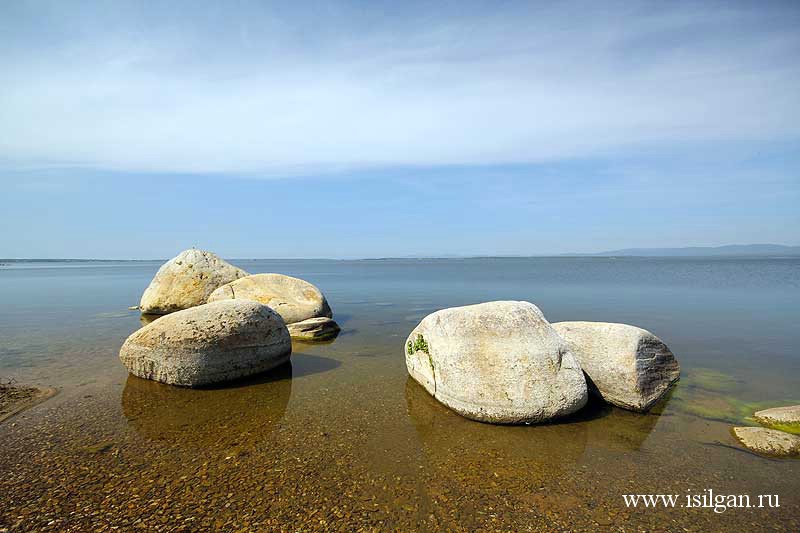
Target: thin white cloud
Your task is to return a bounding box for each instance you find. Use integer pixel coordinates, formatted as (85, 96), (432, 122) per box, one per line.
(1, 1), (799, 174)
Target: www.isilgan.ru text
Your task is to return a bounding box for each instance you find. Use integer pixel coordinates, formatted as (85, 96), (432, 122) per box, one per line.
(623, 489), (780, 513)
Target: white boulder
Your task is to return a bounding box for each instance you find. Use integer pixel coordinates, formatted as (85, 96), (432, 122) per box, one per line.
(208, 273), (332, 324)
(552, 321), (680, 412)
(139, 249), (248, 315)
(405, 301), (588, 424)
(120, 300), (291, 386)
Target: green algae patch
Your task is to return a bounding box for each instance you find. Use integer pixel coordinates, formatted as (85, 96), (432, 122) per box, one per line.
(683, 367), (742, 393)
(670, 384), (796, 425)
(752, 406), (800, 434)
(407, 334), (429, 355)
(761, 422), (800, 435)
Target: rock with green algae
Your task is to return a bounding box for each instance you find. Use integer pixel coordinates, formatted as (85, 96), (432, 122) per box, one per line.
(732, 427), (800, 457)
(754, 405), (800, 435)
(405, 301), (587, 424)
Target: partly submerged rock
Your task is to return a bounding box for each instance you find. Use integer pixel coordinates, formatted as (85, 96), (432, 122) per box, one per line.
(139, 249), (248, 315)
(287, 317), (340, 341)
(208, 273), (332, 324)
(754, 405), (800, 435)
(405, 301), (587, 424)
(119, 300), (291, 387)
(553, 321), (680, 412)
(732, 427), (800, 457)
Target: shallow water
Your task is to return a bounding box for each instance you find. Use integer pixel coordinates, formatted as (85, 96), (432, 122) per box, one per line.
(1, 258), (799, 531)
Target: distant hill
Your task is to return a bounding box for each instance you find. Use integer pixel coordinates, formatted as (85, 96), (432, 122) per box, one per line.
(565, 244), (800, 257)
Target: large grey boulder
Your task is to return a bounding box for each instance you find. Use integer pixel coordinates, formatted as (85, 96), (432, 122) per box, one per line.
(120, 300), (291, 387)
(208, 273), (332, 324)
(139, 249), (248, 315)
(552, 321), (680, 412)
(754, 405), (800, 434)
(732, 427), (800, 457)
(405, 301), (588, 424)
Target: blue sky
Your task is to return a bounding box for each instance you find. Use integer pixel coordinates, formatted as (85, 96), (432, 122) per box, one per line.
(1, 0), (799, 258)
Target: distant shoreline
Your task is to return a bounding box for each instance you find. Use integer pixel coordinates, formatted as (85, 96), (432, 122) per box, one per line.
(3, 244), (799, 262)
(3, 254), (800, 263)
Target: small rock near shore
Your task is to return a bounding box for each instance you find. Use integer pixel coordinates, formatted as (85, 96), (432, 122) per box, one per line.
(732, 426), (800, 457)
(287, 317), (340, 341)
(139, 249), (248, 315)
(553, 321), (680, 412)
(120, 300), (291, 387)
(754, 405), (800, 435)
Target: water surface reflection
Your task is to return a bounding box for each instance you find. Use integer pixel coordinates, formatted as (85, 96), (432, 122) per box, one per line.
(121, 364), (293, 448)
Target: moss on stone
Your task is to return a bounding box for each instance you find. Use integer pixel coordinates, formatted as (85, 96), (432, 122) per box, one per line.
(407, 334), (429, 355)
(762, 422), (800, 435)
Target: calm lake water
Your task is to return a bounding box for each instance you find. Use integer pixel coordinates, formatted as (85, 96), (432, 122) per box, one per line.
(1, 257), (799, 531)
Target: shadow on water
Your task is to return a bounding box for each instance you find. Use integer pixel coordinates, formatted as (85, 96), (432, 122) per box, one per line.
(330, 313), (354, 325)
(286, 352), (341, 378)
(139, 313), (162, 326)
(562, 386), (672, 452)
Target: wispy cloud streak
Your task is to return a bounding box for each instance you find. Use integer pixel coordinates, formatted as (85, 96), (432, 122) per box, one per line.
(1, 0), (799, 174)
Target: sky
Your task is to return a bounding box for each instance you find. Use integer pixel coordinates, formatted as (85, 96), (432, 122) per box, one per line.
(1, 0), (799, 259)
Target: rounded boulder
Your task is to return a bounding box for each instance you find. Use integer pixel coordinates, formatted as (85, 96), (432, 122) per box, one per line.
(553, 321), (680, 412)
(208, 273), (332, 324)
(120, 300), (291, 386)
(139, 249), (248, 315)
(405, 301), (588, 424)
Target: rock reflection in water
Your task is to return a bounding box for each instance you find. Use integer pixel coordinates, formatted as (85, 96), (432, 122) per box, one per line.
(121, 363), (292, 449)
(404, 377), (588, 467)
(405, 375), (668, 460)
(404, 377), (591, 527)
